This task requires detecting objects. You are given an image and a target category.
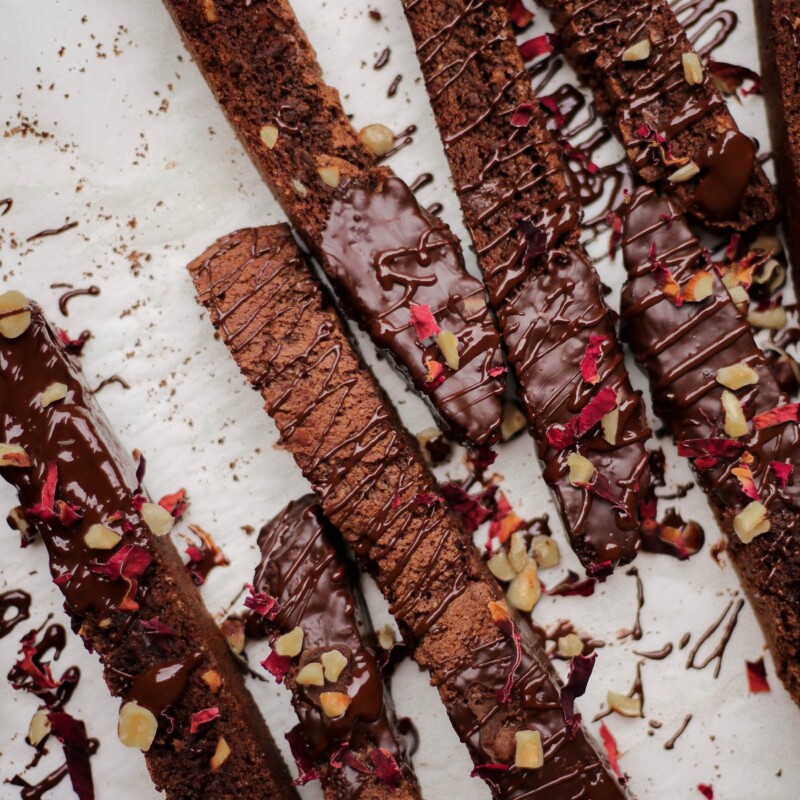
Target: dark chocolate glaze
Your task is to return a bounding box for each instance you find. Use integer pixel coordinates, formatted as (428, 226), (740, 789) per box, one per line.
(57, 285), (100, 317)
(663, 713), (692, 750)
(403, 0), (652, 569)
(189, 224), (629, 800)
(254, 496), (419, 798)
(620, 188), (800, 701)
(0, 589), (31, 638)
(93, 374), (131, 394)
(633, 643), (673, 661)
(26, 220), (79, 242)
(127, 652), (203, 715)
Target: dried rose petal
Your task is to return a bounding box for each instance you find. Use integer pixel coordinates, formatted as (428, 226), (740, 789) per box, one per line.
(262, 650), (292, 684)
(13, 631), (60, 692)
(607, 212), (623, 258)
(732, 459), (759, 501)
(370, 748), (403, 788)
(58, 328), (90, 355)
(745, 657), (770, 693)
(89, 544), (152, 611)
(771, 461), (793, 487)
(753, 403), (800, 430)
(707, 58), (762, 96)
(329, 741), (349, 769)
(538, 95), (566, 128)
(139, 617), (177, 636)
(519, 32), (557, 60)
(507, 0), (533, 29)
(244, 584), (280, 619)
(414, 492), (442, 507)
(489, 365), (507, 378)
(561, 653), (596, 738)
(409, 304), (440, 341)
(547, 386), (618, 450)
(511, 102), (535, 128)
(677, 438), (746, 460)
(470, 762), (511, 779)
(285, 727), (320, 787)
(586, 473), (629, 514)
(580, 336), (607, 385)
(697, 785), (714, 800)
(424, 359), (445, 387)
(48, 711), (94, 800)
(158, 488), (189, 521)
(599, 722), (622, 778)
(27, 461), (83, 527)
(190, 706), (220, 734)
(653, 262), (683, 306)
(441, 482), (494, 533)
(518, 219), (547, 266)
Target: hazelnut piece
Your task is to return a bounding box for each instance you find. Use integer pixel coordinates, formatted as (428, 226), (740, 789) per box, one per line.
(321, 649), (348, 682)
(508, 532), (528, 574)
(607, 690), (643, 717)
(716, 363), (758, 390)
(203, 0), (218, 22)
(210, 737), (231, 770)
(683, 271), (714, 302)
(318, 166), (341, 188)
(291, 179), (308, 197)
(748, 305), (787, 331)
(435, 330), (460, 370)
(28, 709), (52, 746)
(320, 691), (352, 718)
(377, 624), (396, 651)
(40, 382), (68, 408)
(721, 390), (748, 438)
(202, 670), (223, 694)
(601, 407), (619, 445)
(296, 662), (325, 686)
(0, 291), (32, 339)
(681, 52), (704, 85)
(733, 501), (770, 543)
(259, 125), (279, 149)
(531, 535), (560, 569)
(515, 730), (544, 769)
(221, 617), (245, 654)
(506, 561), (541, 612)
(487, 550), (517, 582)
(668, 162), (700, 183)
(358, 124), (395, 156)
(140, 502), (174, 536)
(118, 702), (158, 752)
(274, 626), (304, 658)
(622, 39), (651, 62)
(0, 444), (32, 468)
(501, 402), (527, 441)
(84, 523), (122, 550)
(557, 634), (584, 658)
(566, 452), (595, 486)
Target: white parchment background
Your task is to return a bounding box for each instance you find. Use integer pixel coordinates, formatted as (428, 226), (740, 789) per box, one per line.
(0, 0), (797, 798)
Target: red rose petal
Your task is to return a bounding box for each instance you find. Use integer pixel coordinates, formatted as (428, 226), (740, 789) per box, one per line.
(244, 584), (280, 619)
(414, 492), (442, 507)
(511, 102), (535, 128)
(677, 438), (746, 460)
(489, 365), (507, 378)
(409, 304), (440, 341)
(698, 785), (714, 800)
(507, 0), (533, 29)
(48, 712), (95, 800)
(158, 488), (189, 521)
(285, 727), (320, 787)
(189, 706), (220, 734)
(519, 32), (557, 60)
(470, 762), (511, 778)
(546, 386), (617, 450)
(139, 617), (177, 636)
(580, 335), (607, 385)
(262, 650), (292, 684)
(745, 657), (770, 694)
(538, 94), (566, 128)
(561, 653), (596, 738)
(13, 631), (61, 692)
(370, 748), (403, 788)
(89, 544), (152, 611)
(771, 461), (793, 487)
(753, 403), (800, 431)
(707, 58), (762, 96)
(732, 459), (759, 501)
(599, 722), (622, 778)
(58, 328), (91, 356)
(424, 359), (445, 387)
(586, 473), (630, 515)
(441, 482), (494, 533)
(27, 461), (83, 528)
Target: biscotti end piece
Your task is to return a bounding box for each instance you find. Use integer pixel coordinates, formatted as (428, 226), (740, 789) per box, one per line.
(543, 0), (777, 230)
(0, 303), (299, 800)
(254, 496), (421, 799)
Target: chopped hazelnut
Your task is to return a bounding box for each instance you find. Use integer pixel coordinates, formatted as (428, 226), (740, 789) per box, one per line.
(733, 501), (770, 543)
(681, 51), (704, 85)
(320, 691), (352, 718)
(751, 234), (782, 255)
(274, 626), (304, 658)
(683, 271), (714, 302)
(8, 506), (31, 539)
(0, 290), (32, 339)
(531, 535), (560, 569)
(721, 390), (748, 438)
(557, 634), (584, 658)
(748, 305), (787, 331)
(118, 702), (158, 752)
(210, 737), (231, 770)
(84, 523), (122, 550)
(501, 402), (527, 441)
(622, 38), (651, 62)
(488, 550), (517, 582)
(566, 452), (595, 486)
(28, 709), (52, 746)
(358, 124), (394, 156)
(296, 662), (325, 686)
(140, 502), (174, 536)
(514, 730), (544, 769)
(221, 617), (245, 654)
(98, 617), (112, 628)
(0, 444), (32, 468)
(462, 294), (487, 315)
(607, 690), (643, 717)
(40, 382), (68, 408)
(506, 561), (541, 612)
(716, 363), (758, 390)
(726, 282), (750, 307)
(259, 125), (279, 149)
(318, 166), (341, 188)
(668, 161), (700, 183)
(291, 179), (308, 197)
(321, 649), (348, 682)
(508, 532), (528, 573)
(435, 329), (460, 370)
(203, 0), (218, 22)
(601, 407), (619, 445)
(377, 624), (396, 651)
(202, 670), (223, 694)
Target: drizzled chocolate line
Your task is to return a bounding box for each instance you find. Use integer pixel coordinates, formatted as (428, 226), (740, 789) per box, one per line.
(539, 0), (777, 230)
(254, 496), (421, 799)
(0, 589), (31, 638)
(0, 305), (299, 799)
(188, 224), (628, 800)
(402, 0), (651, 568)
(620, 187), (800, 704)
(161, 0), (505, 446)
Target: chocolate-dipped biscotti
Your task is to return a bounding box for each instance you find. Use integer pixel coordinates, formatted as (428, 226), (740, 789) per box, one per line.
(540, 0), (777, 230)
(754, 0), (800, 284)
(620, 187), (800, 704)
(402, 0), (652, 571)
(189, 225), (629, 799)
(254, 496), (421, 799)
(0, 297), (299, 798)
(160, 0), (505, 447)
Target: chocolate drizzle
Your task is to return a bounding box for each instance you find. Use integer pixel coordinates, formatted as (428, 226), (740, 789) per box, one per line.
(685, 599), (744, 678)
(254, 496), (419, 797)
(0, 589), (31, 638)
(402, 0), (651, 568)
(57, 285), (100, 316)
(26, 220), (79, 242)
(189, 224), (628, 800)
(126, 652), (202, 715)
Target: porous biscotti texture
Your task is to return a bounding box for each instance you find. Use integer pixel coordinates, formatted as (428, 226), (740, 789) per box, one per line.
(0, 306), (299, 799)
(160, 0), (505, 447)
(621, 188), (800, 704)
(188, 225), (629, 800)
(254, 496), (421, 799)
(402, 0), (651, 569)
(541, 0), (777, 229)
(754, 0), (800, 284)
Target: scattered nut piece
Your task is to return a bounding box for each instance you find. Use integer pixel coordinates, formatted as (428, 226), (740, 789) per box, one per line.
(8, 506), (31, 539)
(607, 690), (643, 718)
(28, 709), (52, 746)
(377, 624), (396, 651)
(358, 124), (394, 156)
(668, 162), (700, 183)
(118, 702), (158, 752)
(716, 363), (758, 390)
(296, 662), (325, 687)
(0, 444), (32, 468)
(210, 737), (231, 770)
(140, 502), (174, 536)
(259, 125), (279, 149)
(320, 691), (352, 718)
(40, 382), (68, 408)
(462, 294), (487, 315)
(506, 561), (541, 612)
(488, 550), (517, 582)
(557, 634), (584, 658)
(721, 390), (748, 438)
(435, 329), (460, 370)
(98, 617), (113, 629)
(566, 452), (595, 486)
(515, 730), (544, 769)
(753, 258), (785, 293)
(751, 234), (782, 255)
(501, 402), (527, 441)
(748, 305), (787, 330)
(681, 52), (704, 85)
(531, 534), (560, 569)
(291, 179), (308, 197)
(601, 407), (619, 445)
(274, 626), (304, 658)
(321, 649), (348, 682)
(203, 0), (218, 23)
(734, 501), (770, 543)
(221, 617), (245, 654)
(508, 532), (528, 574)
(727, 283), (750, 306)
(0, 291), (32, 339)
(683, 271), (714, 302)
(84, 523), (122, 550)
(318, 165), (341, 188)
(202, 670), (223, 694)
(622, 38), (651, 62)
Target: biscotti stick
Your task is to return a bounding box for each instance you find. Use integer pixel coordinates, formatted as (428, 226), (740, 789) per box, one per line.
(402, 0), (651, 570)
(0, 297), (300, 799)
(539, 0), (776, 230)
(160, 0), (505, 447)
(620, 187), (800, 705)
(188, 225), (629, 799)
